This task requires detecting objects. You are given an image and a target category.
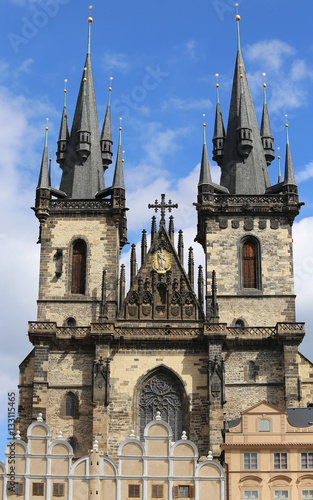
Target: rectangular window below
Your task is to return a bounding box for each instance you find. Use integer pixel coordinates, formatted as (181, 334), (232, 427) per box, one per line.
(53, 483), (65, 496)
(129, 485), (140, 498)
(302, 491), (313, 500)
(152, 485), (163, 498)
(274, 490), (289, 500)
(244, 491), (259, 499)
(33, 483), (44, 496)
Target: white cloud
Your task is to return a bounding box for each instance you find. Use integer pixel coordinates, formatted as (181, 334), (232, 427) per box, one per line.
(243, 40), (313, 113)
(293, 217), (313, 361)
(296, 161), (313, 183)
(0, 83), (54, 434)
(102, 50), (131, 74)
(268, 80), (306, 112)
(290, 59), (313, 82)
(162, 97), (213, 112)
(175, 39), (201, 62)
(140, 123), (190, 166)
(245, 39), (295, 72)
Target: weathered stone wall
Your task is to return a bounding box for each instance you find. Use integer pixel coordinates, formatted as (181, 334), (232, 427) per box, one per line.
(37, 212), (120, 325)
(223, 347), (285, 420)
(205, 215), (295, 325)
(106, 346), (209, 457)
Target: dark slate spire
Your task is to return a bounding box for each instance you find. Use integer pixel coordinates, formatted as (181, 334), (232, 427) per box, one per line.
(220, 12), (271, 194)
(168, 216), (174, 244)
(112, 121), (125, 189)
(141, 229), (147, 267)
(277, 147), (282, 184)
(260, 76), (275, 166)
(188, 247), (194, 290)
(283, 120), (297, 192)
(130, 244), (137, 287)
(199, 120), (213, 186)
(178, 230), (184, 264)
(56, 80), (69, 165)
(151, 216), (157, 244)
(198, 265), (204, 312)
(100, 78), (113, 171)
(59, 13), (104, 199)
(37, 121), (50, 190)
(119, 264), (126, 312)
(212, 76), (225, 166)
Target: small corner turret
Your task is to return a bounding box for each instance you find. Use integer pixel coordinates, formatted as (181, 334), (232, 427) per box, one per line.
(260, 74), (275, 166)
(56, 80), (69, 166)
(283, 117), (298, 194)
(100, 78), (113, 171)
(35, 121), (51, 240)
(212, 75), (225, 166)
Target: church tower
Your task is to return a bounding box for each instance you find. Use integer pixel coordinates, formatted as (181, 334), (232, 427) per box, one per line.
(17, 13), (127, 455)
(195, 11), (305, 453)
(16, 8), (311, 468)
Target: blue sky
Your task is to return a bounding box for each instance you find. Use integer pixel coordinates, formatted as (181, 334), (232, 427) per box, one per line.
(1, 0), (313, 461)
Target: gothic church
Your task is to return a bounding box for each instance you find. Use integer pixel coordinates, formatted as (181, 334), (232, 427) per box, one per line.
(15, 7), (312, 471)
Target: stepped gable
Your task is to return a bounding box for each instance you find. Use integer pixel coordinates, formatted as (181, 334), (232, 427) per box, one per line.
(119, 212), (204, 323)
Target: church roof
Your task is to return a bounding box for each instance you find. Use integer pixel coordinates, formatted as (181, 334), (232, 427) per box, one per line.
(59, 17), (104, 199)
(219, 17), (271, 194)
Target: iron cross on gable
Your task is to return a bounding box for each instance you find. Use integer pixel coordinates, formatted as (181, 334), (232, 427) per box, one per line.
(148, 194), (178, 221)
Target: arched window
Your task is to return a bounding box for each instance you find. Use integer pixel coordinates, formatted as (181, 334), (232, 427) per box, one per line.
(71, 239), (86, 294)
(240, 237), (262, 290)
(65, 393), (76, 417)
(139, 372), (185, 442)
(66, 317), (76, 327)
(248, 361), (255, 381)
(235, 319), (244, 329)
(243, 240), (256, 288)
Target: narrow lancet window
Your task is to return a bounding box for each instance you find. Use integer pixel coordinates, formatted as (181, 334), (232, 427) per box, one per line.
(243, 240), (256, 288)
(65, 393), (76, 417)
(72, 239), (87, 294)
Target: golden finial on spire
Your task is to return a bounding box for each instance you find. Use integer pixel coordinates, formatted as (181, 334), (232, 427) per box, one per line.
(285, 114), (288, 128)
(64, 79), (68, 93)
(262, 72), (266, 88)
(240, 73), (243, 78)
(119, 117), (122, 131)
(88, 5), (93, 23)
(277, 146), (280, 160)
(122, 150), (125, 163)
(109, 76), (113, 92)
(49, 149), (52, 162)
(203, 113), (206, 127)
(215, 73), (219, 88)
(235, 3), (240, 21)
(45, 117), (49, 131)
